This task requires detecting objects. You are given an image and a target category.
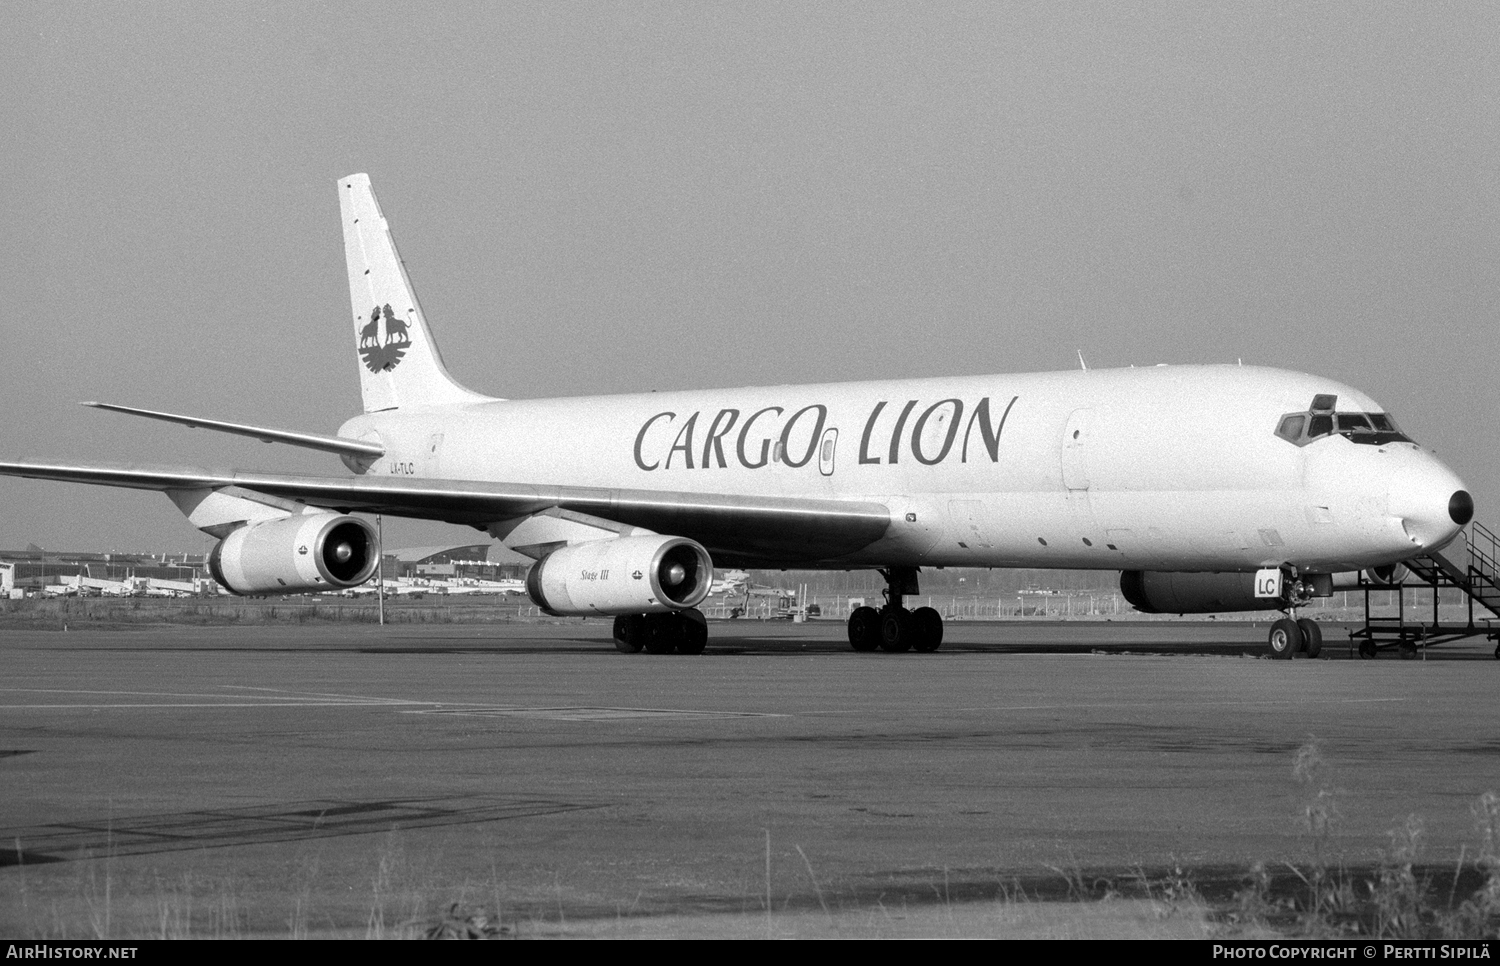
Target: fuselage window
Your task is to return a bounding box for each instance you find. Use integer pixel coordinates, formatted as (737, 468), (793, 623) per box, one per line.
(1308, 414), (1334, 438)
(1336, 414), (1372, 432)
(1275, 414), (1306, 443)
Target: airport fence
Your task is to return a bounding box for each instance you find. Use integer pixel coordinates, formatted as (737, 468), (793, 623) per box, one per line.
(701, 587), (1489, 624)
(0, 587), (1487, 627)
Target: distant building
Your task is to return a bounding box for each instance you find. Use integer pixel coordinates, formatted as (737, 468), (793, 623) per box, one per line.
(0, 542), (529, 591)
(0, 548), (201, 591)
(388, 544), (528, 580)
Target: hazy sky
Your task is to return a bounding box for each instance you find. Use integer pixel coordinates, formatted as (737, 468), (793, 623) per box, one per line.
(2, 2), (1496, 554)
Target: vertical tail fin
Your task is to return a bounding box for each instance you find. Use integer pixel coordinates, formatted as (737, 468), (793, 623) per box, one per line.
(339, 173), (496, 412)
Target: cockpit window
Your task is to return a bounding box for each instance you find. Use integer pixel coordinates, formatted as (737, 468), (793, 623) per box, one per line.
(1275, 414), (1306, 443)
(1274, 397), (1412, 447)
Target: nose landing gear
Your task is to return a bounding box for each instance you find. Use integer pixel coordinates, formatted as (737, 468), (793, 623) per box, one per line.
(1264, 567), (1325, 660)
(847, 567), (944, 654)
(1267, 617), (1301, 659)
(1268, 616), (1324, 659)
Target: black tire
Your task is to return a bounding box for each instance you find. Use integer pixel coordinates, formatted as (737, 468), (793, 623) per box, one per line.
(614, 615), (644, 654)
(1398, 640), (1418, 661)
(1358, 639), (1377, 660)
(879, 610), (912, 653)
(1494, 641), (1500, 661)
(676, 608), (708, 655)
(643, 615), (679, 654)
(1268, 618), (1302, 660)
(848, 606), (880, 652)
(1296, 618), (1322, 659)
(911, 607), (943, 653)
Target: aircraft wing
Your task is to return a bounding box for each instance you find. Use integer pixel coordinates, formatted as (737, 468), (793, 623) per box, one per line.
(0, 460), (891, 565)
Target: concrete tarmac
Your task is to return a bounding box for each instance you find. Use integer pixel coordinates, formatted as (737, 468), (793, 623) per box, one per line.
(0, 619), (1496, 937)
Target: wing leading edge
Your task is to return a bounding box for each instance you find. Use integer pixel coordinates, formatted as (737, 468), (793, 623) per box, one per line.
(0, 461), (891, 566)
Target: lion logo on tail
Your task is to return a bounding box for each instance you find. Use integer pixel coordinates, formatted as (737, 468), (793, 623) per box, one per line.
(358, 304), (414, 373)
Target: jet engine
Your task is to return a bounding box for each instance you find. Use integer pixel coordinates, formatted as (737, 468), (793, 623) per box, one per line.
(525, 535), (713, 616)
(1119, 570), (1333, 614)
(209, 512), (378, 595)
(1365, 563), (1410, 585)
(1119, 571), (1280, 614)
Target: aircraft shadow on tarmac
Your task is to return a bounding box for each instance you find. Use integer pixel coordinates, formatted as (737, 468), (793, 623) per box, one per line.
(0, 795), (605, 868)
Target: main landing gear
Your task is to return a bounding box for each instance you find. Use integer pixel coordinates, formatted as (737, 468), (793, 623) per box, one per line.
(847, 566), (944, 654)
(613, 609), (708, 655)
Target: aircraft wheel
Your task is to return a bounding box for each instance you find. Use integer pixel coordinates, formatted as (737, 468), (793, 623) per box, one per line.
(1398, 640), (1418, 661)
(911, 607), (944, 653)
(848, 606), (880, 652)
(1296, 618), (1322, 659)
(676, 608), (708, 655)
(643, 615), (679, 654)
(879, 610), (913, 653)
(1358, 640), (1377, 660)
(614, 615), (644, 654)
(1267, 618), (1302, 660)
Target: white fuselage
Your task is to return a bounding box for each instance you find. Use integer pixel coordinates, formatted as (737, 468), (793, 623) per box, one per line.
(339, 364), (1466, 574)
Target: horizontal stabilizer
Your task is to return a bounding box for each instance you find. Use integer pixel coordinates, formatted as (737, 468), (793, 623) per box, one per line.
(82, 402), (385, 459)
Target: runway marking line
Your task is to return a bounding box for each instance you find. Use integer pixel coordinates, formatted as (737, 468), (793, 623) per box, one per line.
(0, 685), (452, 711)
(0, 688), (371, 700)
(790, 696), (1411, 716)
(411, 706), (786, 721)
(0, 703), (440, 710)
(0, 688), (779, 719)
(222, 685), (424, 704)
(0, 686), (444, 710)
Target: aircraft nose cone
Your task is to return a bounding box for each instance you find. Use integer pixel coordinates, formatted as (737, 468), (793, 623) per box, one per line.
(1389, 459), (1469, 551)
(1450, 490), (1474, 526)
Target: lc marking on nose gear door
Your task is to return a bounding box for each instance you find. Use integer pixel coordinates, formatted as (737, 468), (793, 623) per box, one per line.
(358, 304), (413, 373)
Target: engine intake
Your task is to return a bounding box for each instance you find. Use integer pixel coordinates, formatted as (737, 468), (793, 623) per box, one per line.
(209, 512), (378, 595)
(526, 535), (712, 616)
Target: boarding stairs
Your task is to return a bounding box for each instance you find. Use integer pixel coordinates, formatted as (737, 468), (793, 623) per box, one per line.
(1349, 520), (1500, 658)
